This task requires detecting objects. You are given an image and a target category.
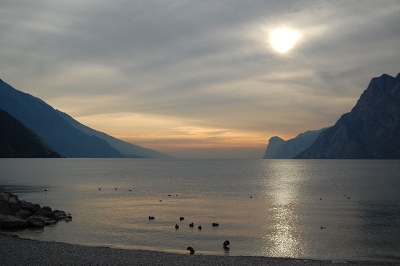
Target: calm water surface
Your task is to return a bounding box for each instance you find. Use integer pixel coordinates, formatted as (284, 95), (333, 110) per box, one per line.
(0, 159), (399, 262)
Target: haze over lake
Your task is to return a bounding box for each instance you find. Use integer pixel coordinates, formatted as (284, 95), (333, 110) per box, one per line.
(1, 159), (399, 262)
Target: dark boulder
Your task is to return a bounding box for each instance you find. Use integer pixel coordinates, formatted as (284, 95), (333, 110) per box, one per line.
(19, 201), (41, 213)
(10, 204), (22, 213)
(0, 215), (28, 229)
(15, 210), (32, 220)
(8, 196), (19, 205)
(0, 191), (11, 202)
(52, 210), (69, 221)
(28, 215), (58, 226)
(42, 206), (52, 212)
(0, 201), (15, 216)
(36, 208), (54, 219)
(26, 216), (46, 227)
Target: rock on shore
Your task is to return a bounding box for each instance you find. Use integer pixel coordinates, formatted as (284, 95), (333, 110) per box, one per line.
(0, 190), (71, 229)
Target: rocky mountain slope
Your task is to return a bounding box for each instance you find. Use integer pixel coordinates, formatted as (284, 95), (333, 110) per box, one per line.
(296, 73), (400, 159)
(0, 109), (61, 158)
(0, 79), (172, 158)
(0, 79), (122, 158)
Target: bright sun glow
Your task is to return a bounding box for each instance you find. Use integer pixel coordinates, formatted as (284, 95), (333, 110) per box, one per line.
(269, 28), (301, 53)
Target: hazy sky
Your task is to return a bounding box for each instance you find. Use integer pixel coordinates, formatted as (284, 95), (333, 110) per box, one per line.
(1, 1), (399, 159)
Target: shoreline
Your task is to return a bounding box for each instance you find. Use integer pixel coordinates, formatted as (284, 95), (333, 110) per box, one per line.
(0, 233), (398, 266)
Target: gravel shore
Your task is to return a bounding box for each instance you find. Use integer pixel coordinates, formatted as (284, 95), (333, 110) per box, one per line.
(0, 233), (397, 266)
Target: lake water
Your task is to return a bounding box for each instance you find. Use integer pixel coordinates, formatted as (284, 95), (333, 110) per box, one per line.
(1, 159), (399, 262)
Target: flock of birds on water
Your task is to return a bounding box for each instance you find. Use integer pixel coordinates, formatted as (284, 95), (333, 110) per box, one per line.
(98, 187), (231, 254)
(149, 215), (229, 254)
(97, 187), (355, 254)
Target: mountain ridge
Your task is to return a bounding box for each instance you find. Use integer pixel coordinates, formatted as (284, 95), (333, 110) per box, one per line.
(296, 73), (400, 159)
(0, 79), (172, 158)
(0, 109), (61, 158)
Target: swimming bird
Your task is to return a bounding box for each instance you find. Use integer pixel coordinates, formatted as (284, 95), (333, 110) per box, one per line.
(189, 222), (194, 228)
(175, 224), (179, 229)
(98, 188), (101, 190)
(115, 188), (117, 190)
(212, 223), (219, 227)
(198, 226), (202, 230)
(187, 246), (195, 254)
(223, 240), (230, 247)
(149, 216), (155, 220)
(320, 226), (326, 229)
(180, 217), (184, 221)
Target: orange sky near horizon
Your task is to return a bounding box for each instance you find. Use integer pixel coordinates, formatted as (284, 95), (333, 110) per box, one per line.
(74, 112), (321, 159)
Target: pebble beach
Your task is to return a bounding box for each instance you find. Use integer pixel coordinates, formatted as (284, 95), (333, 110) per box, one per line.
(0, 233), (398, 266)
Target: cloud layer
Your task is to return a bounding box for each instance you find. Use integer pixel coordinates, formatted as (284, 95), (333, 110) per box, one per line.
(1, 0), (399, 158)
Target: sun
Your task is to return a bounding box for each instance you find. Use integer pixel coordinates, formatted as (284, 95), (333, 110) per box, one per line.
(269, 28), (301, 53)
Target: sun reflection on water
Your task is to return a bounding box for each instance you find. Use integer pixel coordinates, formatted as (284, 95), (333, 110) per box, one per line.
(262, 161), (305, 258)
(268, 204), (301, 257)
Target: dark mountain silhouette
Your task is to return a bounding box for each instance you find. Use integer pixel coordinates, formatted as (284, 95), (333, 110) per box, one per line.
(296, 73), (400, 159)
(0, 109), (61, 158)
(263, 128), (326, 159)
(0, 79), (171, 158)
